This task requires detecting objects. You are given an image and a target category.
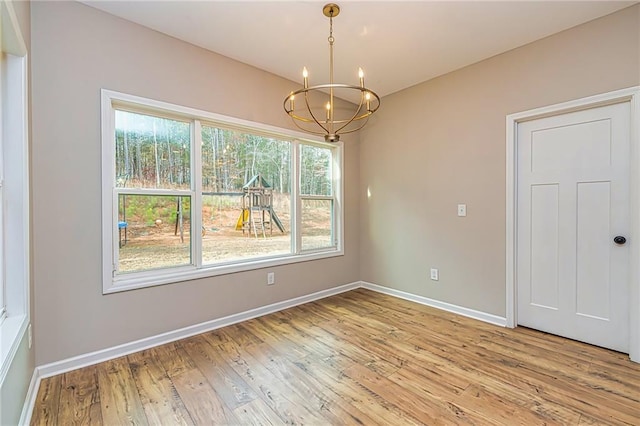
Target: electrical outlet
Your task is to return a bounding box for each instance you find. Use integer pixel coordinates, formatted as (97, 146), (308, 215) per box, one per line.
(457, 204), (467, 217)
(430, 268), (439, 281)
(28, 324), (32, 349)
(267, 272), (275, 285)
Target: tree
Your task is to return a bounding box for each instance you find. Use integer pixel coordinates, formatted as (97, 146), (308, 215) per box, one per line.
(153, 120), (160, 187)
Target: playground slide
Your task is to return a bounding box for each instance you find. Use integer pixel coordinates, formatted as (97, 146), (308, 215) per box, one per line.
(270, 208), (285, 233)
(235, 209), (249, 231)
(235, 208), (285, 233)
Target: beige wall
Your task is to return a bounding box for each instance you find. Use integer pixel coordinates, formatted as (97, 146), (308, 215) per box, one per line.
(359, 5), (640, 317)
(29, 0), (640, 369)
(31, 1), (360, 366)
(1, 1), (34, 424)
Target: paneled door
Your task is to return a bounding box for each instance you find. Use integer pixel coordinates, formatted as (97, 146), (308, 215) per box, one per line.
(517, 102), (630, 352)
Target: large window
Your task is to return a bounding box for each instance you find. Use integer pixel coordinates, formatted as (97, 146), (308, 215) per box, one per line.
(102, 90), (343, 293)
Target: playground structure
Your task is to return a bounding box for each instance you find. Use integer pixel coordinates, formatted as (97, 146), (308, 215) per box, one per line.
(235, 174), (285, 238)
(118, 174), (286, 245)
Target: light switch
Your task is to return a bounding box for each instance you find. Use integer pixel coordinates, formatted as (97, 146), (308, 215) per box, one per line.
(457, 204), (467, 217)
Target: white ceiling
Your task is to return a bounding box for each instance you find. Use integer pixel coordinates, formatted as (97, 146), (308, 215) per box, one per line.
(81, 1), (635, 99)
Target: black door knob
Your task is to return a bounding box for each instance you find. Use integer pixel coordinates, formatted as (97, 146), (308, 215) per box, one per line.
(614, 236), (627, 245)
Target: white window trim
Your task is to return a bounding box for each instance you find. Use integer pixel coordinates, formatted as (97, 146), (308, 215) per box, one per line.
(0, 0), (30, 387)
(101, 89), (344, 294)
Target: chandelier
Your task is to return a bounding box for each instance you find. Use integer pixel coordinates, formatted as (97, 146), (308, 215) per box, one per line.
(283, 3), (380, 143)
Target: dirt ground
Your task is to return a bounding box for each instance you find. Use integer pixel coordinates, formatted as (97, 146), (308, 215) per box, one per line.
(117, 206), (331, 273)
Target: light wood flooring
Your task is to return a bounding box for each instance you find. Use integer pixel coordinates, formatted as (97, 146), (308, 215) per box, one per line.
(31, 289), (640, 425)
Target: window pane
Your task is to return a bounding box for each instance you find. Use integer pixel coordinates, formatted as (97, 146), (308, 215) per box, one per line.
(115, 110), (191, 190)
(117, 194), (191, 273)
(301, 198), (333, 250)
(300, 145), (332, 196)
(201, 126), (292, 264)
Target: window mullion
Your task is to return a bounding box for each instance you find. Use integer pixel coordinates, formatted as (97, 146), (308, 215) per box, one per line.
(112, 188), (120, 274)
(109, 106), (119, 276)
(334, 143), (343, 248)
(192, 120), (203, 268)
(116, 188), (192, 196)
(300, 195), (333, 201)
(292, 140), (301, 254)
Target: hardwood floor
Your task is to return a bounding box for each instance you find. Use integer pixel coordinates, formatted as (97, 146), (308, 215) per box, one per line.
(31, 289), (640, 425)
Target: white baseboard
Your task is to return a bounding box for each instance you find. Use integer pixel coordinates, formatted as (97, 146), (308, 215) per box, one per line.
(24, 280), (506, 424)
(37, 281), (360, 379)
(361, 281), (507, 327)
(18, 368), (40, 426)
(35, 280), (506, 379)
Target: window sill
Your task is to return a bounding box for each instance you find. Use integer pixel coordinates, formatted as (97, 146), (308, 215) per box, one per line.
(105, 248), (343, 294)
(0, 313), (28, 386)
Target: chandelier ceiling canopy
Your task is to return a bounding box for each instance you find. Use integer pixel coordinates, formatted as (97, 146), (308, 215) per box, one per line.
(283, 3), (381, 143)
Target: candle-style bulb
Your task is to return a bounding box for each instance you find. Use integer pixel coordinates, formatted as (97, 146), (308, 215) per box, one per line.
(326, 102), (331, 110)
(303, 67), (308, 78)
(358, 68), (364, 79)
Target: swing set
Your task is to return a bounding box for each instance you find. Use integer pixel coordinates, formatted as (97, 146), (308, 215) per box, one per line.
(175, 174), (285, 240)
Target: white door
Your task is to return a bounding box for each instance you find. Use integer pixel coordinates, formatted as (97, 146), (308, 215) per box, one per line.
(517, 102), (630, 353)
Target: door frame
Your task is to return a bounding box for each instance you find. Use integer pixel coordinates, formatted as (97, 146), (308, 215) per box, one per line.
(506, 86), (640, 362)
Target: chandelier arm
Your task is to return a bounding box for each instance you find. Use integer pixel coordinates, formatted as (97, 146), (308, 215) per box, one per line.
(287, 114), (322, 124)
(288, 112), (369, 126)
(334, 92), (368, 134)
(334, 115), (370, 135)
(289, 117), (332, 136)
(284, 105), (320, 124)
(303, 89), (329, 133)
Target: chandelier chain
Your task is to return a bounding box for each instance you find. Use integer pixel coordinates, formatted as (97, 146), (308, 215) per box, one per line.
(328, 11), (335, 133)
(328, 13), (334, 45)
